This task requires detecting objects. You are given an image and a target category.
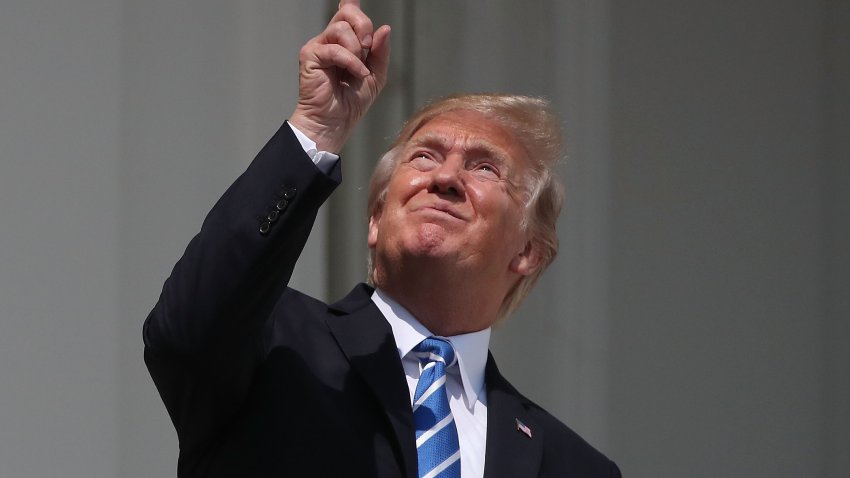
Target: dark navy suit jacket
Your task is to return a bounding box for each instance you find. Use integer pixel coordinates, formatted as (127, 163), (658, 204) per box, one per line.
(144, 122), (621, 477)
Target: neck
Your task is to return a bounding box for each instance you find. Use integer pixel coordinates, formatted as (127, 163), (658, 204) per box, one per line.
(374, 259), (508, 336)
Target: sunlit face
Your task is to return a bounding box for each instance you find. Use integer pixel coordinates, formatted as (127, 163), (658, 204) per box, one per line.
(368, 110), (541, 288)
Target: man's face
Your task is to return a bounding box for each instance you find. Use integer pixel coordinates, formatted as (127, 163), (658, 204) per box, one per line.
(368, 110), (541, 289)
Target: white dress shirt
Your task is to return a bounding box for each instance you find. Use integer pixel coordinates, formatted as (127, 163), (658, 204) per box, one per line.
(287, 122), (339, 174)
(373, 289), (490, 478)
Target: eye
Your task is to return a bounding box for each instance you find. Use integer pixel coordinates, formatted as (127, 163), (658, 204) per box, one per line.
(471, 162), (500, 180)
(408, 151), (437, 171)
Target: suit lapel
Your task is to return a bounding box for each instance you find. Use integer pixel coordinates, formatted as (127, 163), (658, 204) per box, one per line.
(483, 354), (543, 478)
(325, 284), (418, 478)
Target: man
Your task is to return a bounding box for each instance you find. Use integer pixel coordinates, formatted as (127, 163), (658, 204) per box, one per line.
(144, 1), (621, 477)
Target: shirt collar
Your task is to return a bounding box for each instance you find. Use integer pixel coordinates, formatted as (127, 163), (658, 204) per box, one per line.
(371, 288), (490, 409)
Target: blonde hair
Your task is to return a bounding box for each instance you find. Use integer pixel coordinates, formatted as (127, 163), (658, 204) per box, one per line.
(366, 93), (564, 322)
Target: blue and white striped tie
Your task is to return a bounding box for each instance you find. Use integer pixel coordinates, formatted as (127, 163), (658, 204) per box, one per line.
(412, 337), (461, 478)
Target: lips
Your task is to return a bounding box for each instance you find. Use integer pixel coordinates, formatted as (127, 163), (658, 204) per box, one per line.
(414, 202), (468, 221)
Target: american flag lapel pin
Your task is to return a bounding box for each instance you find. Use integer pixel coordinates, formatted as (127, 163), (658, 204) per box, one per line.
(515, 418), (533, 438)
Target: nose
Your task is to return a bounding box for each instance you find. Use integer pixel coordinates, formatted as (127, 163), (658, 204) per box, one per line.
(427, 154), (466, 197)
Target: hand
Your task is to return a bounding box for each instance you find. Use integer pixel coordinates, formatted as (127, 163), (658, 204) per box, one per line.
(288, 0), (391, 153)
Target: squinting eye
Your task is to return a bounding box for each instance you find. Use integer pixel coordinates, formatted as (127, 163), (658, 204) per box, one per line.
(473, 163), (500, 180)
(409, 152), (437, 171)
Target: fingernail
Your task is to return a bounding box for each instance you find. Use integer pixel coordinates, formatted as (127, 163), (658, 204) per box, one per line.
(362, 34), (373, 48)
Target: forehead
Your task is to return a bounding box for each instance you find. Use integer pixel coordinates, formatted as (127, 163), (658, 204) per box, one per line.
(406, 110), (527, 163)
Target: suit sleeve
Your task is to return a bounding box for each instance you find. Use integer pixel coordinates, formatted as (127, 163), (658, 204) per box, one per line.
(142, 122), (341, 454)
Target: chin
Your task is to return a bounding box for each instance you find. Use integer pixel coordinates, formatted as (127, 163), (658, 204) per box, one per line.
(416, 223), (459, 253)
(391, 223), (453, 260)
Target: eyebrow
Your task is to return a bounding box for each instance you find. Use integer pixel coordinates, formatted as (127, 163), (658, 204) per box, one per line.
(408, 132), (512, 165)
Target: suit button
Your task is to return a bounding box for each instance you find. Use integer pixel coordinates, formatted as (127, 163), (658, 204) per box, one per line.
(259, 221), (271, 235)
(275, 199), (289, 211)
(281, 188), (296, 200)
(267, 210), (280, 222)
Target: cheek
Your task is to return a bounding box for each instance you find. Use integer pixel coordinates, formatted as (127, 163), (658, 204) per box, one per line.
(407, 175), (428, 188)
(386, 171), (428, 203)
(468, 184), (517, 219)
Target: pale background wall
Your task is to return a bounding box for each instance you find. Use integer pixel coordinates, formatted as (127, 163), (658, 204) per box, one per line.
(0, 1), (846, 477)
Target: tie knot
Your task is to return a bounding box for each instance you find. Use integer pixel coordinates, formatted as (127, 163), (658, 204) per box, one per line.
(413, 337), (457, 368)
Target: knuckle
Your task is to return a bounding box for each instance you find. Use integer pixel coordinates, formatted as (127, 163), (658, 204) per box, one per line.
(329, 22), (356, 44)
(330, 20), (348, 34)
(356, 17), (374, 32)
(347, 13), (371, 31)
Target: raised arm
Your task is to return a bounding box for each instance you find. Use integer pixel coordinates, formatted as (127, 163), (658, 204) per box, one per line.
(289, 0), (391, 153)
(144, 2), (391, 454)
(145, 0), (391, 353)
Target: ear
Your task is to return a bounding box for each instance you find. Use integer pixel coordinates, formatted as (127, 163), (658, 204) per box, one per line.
(367, 211), (381, 248)
(509, 240), (542, 276)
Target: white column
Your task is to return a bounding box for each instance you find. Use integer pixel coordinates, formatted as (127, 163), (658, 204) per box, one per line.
(606, 0), (826, 476)
(0, 1), (122, 476)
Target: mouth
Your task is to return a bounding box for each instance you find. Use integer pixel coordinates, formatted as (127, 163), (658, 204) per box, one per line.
(414, 203), (467, 221)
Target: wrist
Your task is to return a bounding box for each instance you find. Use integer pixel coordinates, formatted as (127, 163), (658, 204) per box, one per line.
(287, 112), (349, 154)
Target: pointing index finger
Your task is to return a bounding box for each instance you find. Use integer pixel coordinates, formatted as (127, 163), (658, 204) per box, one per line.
(338, 0), (361, 9)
